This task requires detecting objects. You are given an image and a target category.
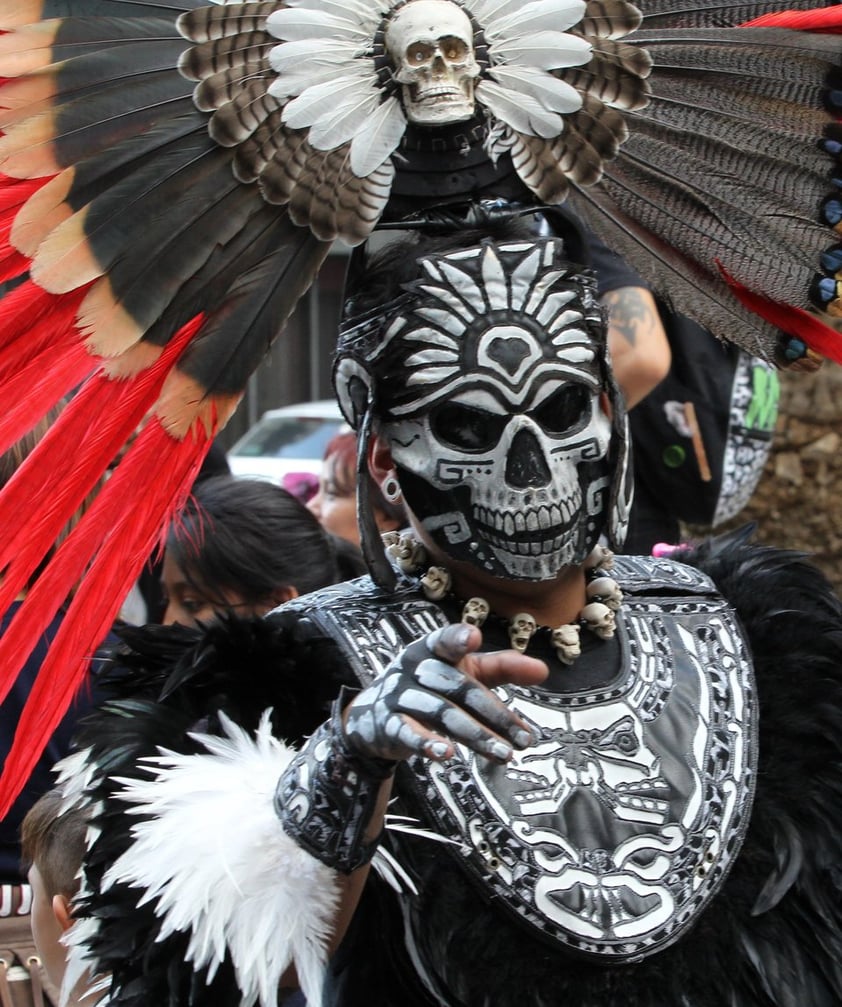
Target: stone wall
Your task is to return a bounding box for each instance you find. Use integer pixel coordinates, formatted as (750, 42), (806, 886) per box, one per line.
(705, 362), (842, 591)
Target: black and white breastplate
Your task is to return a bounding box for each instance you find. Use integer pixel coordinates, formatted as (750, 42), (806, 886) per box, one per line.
(286, 556), (758, 964)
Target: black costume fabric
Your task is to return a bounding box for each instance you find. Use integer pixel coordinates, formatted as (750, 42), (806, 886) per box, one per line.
(70, 530), (842, 1007)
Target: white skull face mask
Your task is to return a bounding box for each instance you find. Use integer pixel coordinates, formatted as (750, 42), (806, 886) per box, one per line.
(335, 238), (632, 582)
(385, 0), (480, 126)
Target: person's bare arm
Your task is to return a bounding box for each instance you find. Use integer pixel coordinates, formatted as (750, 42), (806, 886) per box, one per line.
(602, 286), (671, 409)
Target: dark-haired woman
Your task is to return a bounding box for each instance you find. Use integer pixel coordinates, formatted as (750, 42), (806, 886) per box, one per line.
(162, 475), (365, 626)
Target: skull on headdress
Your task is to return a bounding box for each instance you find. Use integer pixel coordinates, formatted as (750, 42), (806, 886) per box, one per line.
(385, 0), (480, 126)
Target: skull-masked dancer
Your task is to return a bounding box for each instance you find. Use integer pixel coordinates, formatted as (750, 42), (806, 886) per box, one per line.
(0, 0), (842, 1005)
(60, 222), (842, 1007)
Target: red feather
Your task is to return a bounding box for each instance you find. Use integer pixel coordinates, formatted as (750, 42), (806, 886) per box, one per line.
(0, 316), (203, 622)
(0, 412), (213, 818)
(0, 279), (88, 377)
(719, 262), (842, 365)
(740, 7), (842, 31)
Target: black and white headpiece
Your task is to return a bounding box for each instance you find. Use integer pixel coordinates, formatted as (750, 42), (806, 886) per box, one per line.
(336, 237), (631, 585)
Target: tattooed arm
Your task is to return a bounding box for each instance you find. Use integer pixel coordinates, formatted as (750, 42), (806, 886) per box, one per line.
(601, 285), (671, 409)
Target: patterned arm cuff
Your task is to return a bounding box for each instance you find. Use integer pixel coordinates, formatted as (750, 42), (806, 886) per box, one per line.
(275, 694), (395, 873)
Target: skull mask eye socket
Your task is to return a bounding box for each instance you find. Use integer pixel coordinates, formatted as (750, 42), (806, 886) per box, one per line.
(532, 384), (593, 436)
(430, 383), (594, 452)
(407, 41), (433, 64)
(431, 402), (508, 451)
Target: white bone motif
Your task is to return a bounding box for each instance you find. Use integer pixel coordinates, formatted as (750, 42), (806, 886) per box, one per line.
(385, 0), (480, 126)
(381, 530), (402, 552)
(461, 597), (490, 627)
(581, 601), (616, 640)
(551, 623), (581, 665)
(586, 576), (623, 612)
(421, 565), (452, 600)
(509, 613), (537, 652)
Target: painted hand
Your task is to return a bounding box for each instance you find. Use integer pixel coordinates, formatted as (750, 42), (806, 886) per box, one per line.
(343, 623), (548, 764)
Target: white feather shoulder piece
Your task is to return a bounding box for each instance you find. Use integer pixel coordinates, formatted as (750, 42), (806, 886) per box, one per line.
(102, 713), (339, 1007)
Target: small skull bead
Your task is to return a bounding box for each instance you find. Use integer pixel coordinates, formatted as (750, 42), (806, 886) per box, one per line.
(580, 601), (616, 640)
(586, 576), (623, 612)
(421, 565), (452, 601)
(461, 596), (490, 627)
(551, 623), (581, 665)
(508, 612), (537, 652)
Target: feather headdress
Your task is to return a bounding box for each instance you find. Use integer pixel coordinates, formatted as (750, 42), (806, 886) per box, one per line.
(1, 0), (842, 813)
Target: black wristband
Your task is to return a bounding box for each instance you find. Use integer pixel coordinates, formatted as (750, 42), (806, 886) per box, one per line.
(275, 697), (395, 873)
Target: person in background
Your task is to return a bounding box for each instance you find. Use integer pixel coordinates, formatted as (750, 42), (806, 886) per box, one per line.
(161, 475), (365, 627)
(133, 438), (232, 624)
(20, 789), (101, 1007)
(307, 431), (405, 548)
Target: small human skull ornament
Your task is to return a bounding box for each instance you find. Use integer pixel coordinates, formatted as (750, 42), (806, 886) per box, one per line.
(461, 596), (489, 627)
(388, 533), (428, 573)
(581, 601), (616, 640)
(586, 576), (623, 612)
(551, 623), (581, 665)
(509, 613), (537, 652)
(584, 544), (615, 574)
(385, 0), (480, 126)
(421, 565), (452, 600)
(381, 530), (401, 552)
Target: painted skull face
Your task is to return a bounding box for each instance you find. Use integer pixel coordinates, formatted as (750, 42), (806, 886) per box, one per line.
(385, 0), (480, 126)
(376, 242), (624, 580)
(335, 238), (631, 582)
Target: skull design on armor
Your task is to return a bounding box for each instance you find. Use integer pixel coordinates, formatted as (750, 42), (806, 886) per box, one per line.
(385, 0), (480, 126)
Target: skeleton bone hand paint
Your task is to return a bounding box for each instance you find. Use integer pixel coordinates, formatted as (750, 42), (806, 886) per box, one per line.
(336, 239), (632, 581)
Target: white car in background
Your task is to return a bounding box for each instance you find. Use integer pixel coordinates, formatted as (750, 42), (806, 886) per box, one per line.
(227, 399), (348, 483)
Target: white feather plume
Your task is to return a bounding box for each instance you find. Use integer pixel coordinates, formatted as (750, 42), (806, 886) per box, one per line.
(477, 79), (565, 138)
(269, 38), (361, 76)
(307, 88), (382, 151)
(484, 0), (586, 38)
(489, 30), (592, 69)
(350, 97), (406, 176)
(488, 64), (583, 113)
(267, 7), (370, 44)
(102, 713), (340, 1007)
(284, 0), (386, 26)
(281, 74), (375, 131)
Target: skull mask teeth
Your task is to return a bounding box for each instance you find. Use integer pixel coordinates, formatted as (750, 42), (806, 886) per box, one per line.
(385, 0), (480, 126)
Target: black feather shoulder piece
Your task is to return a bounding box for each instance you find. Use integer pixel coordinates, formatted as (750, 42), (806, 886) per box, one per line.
(89, 609), (355, 744)
(673, 529), (842, 1003)
(66, 608), (355, 1007)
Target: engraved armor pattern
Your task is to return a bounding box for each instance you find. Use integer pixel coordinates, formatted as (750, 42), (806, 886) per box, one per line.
(285, 558), (757, 963)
